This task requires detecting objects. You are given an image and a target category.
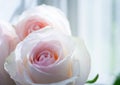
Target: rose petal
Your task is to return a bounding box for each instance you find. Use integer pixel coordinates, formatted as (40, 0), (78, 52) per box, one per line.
(71, 37), (91, 85)
(0, 21), (19, 52)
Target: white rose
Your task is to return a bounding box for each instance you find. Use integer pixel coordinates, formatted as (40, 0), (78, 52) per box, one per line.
(15, 4), (71, 40)
(0, 21), (19, 85)
(5, 27), (90, 85)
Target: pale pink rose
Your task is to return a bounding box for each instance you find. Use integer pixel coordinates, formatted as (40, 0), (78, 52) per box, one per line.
(0, 21), (19, 85)
(5, 27), (90, 85)
(15, 4), (71, 41)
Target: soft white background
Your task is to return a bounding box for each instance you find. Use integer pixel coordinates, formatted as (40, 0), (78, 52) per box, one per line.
(0, 0), (120, 85)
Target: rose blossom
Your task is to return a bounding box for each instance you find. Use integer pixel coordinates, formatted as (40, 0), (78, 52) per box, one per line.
(15, 4), (71, 41)
(5, 27), (90, 85)
(0, 21), (19, 85)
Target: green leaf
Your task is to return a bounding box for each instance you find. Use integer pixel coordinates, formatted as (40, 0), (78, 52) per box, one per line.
(86, 74), (99, 84)
(113, 74), (120, 85)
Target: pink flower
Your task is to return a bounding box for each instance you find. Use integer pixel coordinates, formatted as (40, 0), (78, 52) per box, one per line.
(5, 27), (90, 85)
(0, 21), (19, 85)
(15, 5), (71, 41)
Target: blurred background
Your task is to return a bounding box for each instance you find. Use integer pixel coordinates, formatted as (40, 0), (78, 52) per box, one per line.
(0, 0), (120, 85)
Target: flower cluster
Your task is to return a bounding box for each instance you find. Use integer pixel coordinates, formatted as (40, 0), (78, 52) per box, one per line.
(0, 5), (90, 85)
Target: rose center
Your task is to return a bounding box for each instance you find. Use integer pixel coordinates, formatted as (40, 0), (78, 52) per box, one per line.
(37, 51), (52, 61)
(27, 21), (49, 34)
(30, 41), (61, 67)
(31, 49), (58, 66)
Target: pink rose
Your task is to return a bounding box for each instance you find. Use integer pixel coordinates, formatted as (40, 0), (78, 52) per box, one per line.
(15, 5), (71, 40)
(5, 27), (90, 85)
(0, 21), (19, 85)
